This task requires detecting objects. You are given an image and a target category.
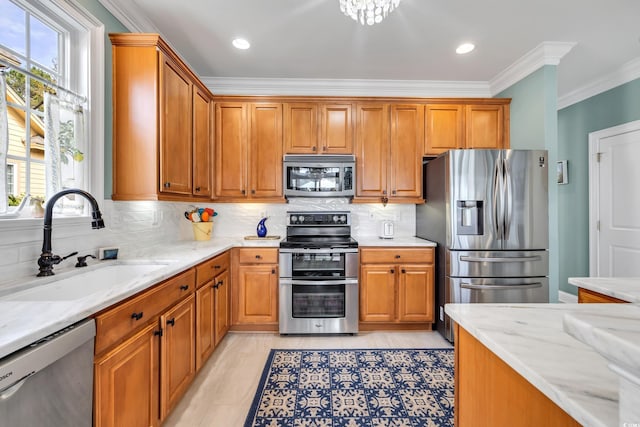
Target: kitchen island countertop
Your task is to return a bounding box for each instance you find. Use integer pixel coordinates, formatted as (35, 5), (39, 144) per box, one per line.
(568, 277), (640, 302)
(446, 302), (640, 427)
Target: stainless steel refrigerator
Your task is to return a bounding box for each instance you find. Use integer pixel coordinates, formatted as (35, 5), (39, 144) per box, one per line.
(416, 149), (549, 342)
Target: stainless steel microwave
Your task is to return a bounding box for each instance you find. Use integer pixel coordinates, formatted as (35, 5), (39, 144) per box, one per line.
(283, 155), (355, 198)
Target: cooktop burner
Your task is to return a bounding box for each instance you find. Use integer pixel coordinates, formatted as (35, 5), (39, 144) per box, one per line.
(280, 211), (358, 249)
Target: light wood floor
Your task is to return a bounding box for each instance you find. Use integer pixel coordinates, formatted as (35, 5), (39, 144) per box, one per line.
(163, 331), (452, 427)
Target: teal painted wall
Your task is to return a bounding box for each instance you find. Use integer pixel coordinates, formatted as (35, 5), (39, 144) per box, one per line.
(75, 0), (128, 199)
(497, 66), (560, 301)
(557, 78), (640, 294)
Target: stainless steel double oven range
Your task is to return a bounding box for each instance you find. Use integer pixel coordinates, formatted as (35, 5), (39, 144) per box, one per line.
(279, 211), (359, 334)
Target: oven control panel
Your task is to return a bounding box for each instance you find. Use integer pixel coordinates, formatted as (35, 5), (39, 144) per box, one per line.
(287, 211), (350, 226)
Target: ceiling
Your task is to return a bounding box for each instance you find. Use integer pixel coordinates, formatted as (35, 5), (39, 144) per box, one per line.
(101, 0), (640, 105)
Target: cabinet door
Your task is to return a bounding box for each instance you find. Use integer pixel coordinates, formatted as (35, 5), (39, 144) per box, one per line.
(465, 105), (505, 149)
(424, 104), (464, 155)
(320, 103), (354, 154)
(356, 104), (389, 197)
(389, 104), (424, 199)
(159, 54), (192, 195)
(397, 264), (434, 322)
(249, 103), (283, 198)
(215, 102), (247, 198)
(195, 282), (215, 371)
(160, 294), (196, 420)
(193, 86), (212, 197)
(236, 264), (278, 324)
(360, 264), (396, 322)
(214, 269), (231, 346)
(94, 323), (160, 427)
(284, 103), (318, 153)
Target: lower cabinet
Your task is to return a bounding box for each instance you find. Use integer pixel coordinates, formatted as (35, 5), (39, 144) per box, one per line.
(359, 247), (435, 327)
(577, 287), (628, 303)
(232, 248), (279, 328)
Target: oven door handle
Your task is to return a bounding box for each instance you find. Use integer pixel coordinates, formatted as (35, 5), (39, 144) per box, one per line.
(279, 248), (358, 254)
(280, 278), (359, 286)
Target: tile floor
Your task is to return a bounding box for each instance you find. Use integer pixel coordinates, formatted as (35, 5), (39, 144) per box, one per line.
(163, 331), (452, 427)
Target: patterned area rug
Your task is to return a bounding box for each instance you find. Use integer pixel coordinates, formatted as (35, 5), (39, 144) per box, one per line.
(244, 348), (454, 427)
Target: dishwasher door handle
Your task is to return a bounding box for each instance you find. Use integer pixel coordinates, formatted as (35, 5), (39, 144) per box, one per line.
(0, 374), (33, 400)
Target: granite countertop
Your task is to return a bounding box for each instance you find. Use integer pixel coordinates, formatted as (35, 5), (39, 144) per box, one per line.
(445, 303), (640, 427)
(355, 236), (437, 247)
(568, 277), (640, 302)
(0, 236), (281, 360)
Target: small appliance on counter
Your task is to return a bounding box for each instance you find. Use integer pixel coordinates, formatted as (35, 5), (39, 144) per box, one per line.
(379, 220), (395, 239)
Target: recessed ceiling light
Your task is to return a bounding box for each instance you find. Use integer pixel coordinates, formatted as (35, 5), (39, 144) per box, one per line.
(232, 38), (250, 50)
(456, 43), (475, 54)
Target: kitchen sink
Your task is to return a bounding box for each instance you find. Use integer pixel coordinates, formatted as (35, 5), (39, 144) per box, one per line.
(1, 260), (174, 301)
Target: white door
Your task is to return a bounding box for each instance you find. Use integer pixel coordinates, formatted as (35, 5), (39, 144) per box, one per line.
(589, 120), (640, 276)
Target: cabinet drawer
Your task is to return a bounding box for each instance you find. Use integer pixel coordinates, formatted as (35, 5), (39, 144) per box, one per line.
(360, 248), (434, 264)
(95, 269), (196, 355)
(238, 248), (278, 264)
(196, 251), (230, 288)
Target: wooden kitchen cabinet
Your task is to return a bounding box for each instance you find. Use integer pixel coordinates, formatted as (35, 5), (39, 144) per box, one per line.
(94, 323), (160, 427)
(195, 251), (231, 370)
(110, 33), (214, 201)
(93, 268), (196, 426)
(192, 85), (213, 197)
(320, 103), (354, 154)
(359, 247), (434, 328)
(284, 103), (319, 153)
(283, 102), (354, 154)
(424, 101), (510, 155)
(355, 103), (423, 203)
(232, 248), (279, 329)
(160, 294), (196, 420)
(577, 288), (628, 303)
(214, 102), (284, 201)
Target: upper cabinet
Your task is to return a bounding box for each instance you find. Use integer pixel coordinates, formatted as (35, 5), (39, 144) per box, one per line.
(355, 103), (424, 204)
(214, 102), (284, 201)
(110, 33), (214, 201)
(283, 102), (354, 154)
(424, 101), (509, 156)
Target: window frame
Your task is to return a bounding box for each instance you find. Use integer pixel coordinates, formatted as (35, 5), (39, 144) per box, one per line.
(0, 0), (104, 230)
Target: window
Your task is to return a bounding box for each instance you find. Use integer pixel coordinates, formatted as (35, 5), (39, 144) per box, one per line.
(0, 0), (103, 219)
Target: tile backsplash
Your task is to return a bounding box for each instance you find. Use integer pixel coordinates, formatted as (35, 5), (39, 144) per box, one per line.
(0, 199), (416, 285)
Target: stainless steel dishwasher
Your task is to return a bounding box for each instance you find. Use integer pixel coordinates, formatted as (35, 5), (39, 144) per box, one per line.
(0, 319), (96, 427)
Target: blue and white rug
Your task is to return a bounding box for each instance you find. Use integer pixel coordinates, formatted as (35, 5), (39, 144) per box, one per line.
(244, 348), (454, 427)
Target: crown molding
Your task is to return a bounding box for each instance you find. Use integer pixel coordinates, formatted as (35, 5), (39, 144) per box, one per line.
(558, 56), (640, 109)
(489, 41), (576, 96)
(201, 77), (492, 98)
(97, 0), (158, 33)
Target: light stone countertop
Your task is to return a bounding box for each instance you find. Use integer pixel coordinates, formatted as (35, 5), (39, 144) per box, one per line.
(355, 235), (437, 247)
(444, 303), (640, 427)
(0, 236), (280, 360)
(568, 277), (640, 302)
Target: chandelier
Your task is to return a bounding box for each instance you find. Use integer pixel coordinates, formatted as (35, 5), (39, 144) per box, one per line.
(339, 0), (401, 26)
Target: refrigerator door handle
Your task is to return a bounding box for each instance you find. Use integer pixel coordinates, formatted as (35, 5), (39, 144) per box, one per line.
(461, 282), (543, 290)
(492, 159), (502, 239)
(459, 255), (542, 263)
(503, 158), (512, 240)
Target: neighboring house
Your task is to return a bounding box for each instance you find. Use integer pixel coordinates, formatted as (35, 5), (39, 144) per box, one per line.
(6, 82), (46, 200)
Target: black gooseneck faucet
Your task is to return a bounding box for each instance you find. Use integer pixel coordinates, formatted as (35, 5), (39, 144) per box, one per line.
(37, 189), (105, 277)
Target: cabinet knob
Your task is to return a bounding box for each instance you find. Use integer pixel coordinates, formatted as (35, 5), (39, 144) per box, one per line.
(392, 190), (396, 195)
(401, 269), (406, 274)
(195, 186), (201, 192)
(390, 269), (395, 274)
(272, 269), (276, 274)
(395, 254), (401, 259)
(213, 265), (221, 269)
(255, 255), (262, 259)
(241, 190), (246, 195)
(167, 318), (175, 327)
(251, 189), (256, 194)
(382, 190), (387, 195)
(154, 329), (163, 337)
(322, 146), (327, 151)
(163, 182), (171, 188)
(179, 284), (189, 291)
(131, 312), (144, 321)
(312, 146), (317, 151)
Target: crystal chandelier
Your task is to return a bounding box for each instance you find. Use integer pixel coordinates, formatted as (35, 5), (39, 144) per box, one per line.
(339, 0), (401, 26)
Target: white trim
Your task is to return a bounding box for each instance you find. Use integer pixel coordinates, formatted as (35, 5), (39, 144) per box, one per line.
(489, 42), (576, 96)
(558, 57), (640, 110)
(558, 290), (578, 303)
(201, 77), (492, 98)
(588, 119), (640, 276)
(95, 0), (157, 33)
